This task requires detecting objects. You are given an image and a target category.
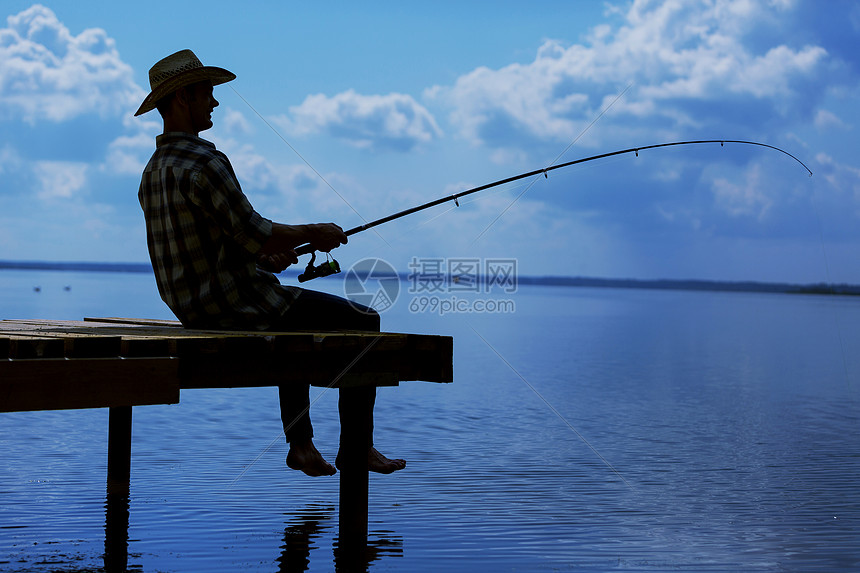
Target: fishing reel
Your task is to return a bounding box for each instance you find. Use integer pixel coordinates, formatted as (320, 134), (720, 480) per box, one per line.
(297, 251), (341, 283)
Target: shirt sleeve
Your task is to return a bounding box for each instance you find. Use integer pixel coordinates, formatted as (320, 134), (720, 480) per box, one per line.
(190, 154), (272, 254)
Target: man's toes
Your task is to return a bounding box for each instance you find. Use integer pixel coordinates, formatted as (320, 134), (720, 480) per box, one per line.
(334, 448), (406, 474)
(286, 452), (336, 477)
(369, 449), (406, 474)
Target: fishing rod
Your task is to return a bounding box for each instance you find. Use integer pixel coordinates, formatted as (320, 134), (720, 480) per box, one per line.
(295, 139), (813, 282)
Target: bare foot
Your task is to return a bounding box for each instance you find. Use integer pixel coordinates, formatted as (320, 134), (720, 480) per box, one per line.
(286, 440), (336, 477)
(369, 447), (406, 474)
(336, 447), (406, 474)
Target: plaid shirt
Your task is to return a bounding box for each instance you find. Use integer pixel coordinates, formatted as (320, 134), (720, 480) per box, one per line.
(139, 132), (299, 329)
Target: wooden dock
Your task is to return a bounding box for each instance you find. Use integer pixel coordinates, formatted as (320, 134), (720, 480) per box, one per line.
(0, 317), (453, 562)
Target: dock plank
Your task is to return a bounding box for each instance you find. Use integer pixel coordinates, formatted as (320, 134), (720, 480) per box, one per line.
(85, 317), (183, 327)
(0, 357), (179, 412)
(7, 335), (66, 359)
(0, 319), (453, 387)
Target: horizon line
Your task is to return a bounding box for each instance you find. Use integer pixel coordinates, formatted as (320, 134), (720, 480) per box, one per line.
(1, 259), (858, 296)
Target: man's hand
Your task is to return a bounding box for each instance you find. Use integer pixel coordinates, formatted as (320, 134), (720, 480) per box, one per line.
(262, 222), (348, 260)
(257, 249), (298, 273)
(305, 222), (348, 253)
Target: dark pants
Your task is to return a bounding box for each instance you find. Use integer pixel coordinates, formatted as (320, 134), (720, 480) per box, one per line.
(272, 289), (380, 443)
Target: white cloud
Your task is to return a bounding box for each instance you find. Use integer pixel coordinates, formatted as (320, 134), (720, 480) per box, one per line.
(208, 136), (364, 224)
(814, 109), (849, 131)
(711, 164), (773, 220)
(81, 203), (118, 239)
(34, 160), (88, 200)
(277, 89), (442, 151)
(430, 0), (829, 149)
(221, 108), (253, 136)
(488, 148), (529, 166)
(101, 132), (155, 176)
(0, 144), (22, 173)
(0, 4), (145, 122)
(815, 152), (860, 205)
(215, 139), (315, 194)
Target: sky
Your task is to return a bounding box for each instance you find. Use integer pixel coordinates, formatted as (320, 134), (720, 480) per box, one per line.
(1, 0), (859, 284)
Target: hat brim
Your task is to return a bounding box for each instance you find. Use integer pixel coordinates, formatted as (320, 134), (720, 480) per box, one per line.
(134, 66), (236, 116)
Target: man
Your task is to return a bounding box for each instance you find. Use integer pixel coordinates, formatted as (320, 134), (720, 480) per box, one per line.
(135, 49), (404, 476)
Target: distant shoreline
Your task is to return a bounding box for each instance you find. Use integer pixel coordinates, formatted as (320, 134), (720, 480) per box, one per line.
(0, 260), (153, 273)
(517, 275), (860, 296)
(2, 259), (858, 296)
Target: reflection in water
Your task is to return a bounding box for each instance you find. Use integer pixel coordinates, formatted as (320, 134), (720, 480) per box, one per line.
(277, 504), (403, 572)
(103, 491), (130, 573)
(277, 504), (333, 572)
(333, 529), (403, 573)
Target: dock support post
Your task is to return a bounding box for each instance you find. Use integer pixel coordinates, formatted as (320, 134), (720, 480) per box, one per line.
(337, 386), (373, 553)
(104, 490), (130, 572)
(106, 406), (132, 495)
(105, 406), (132, 572)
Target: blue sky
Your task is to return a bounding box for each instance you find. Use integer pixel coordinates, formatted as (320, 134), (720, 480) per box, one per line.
(1, 0), (859, 284)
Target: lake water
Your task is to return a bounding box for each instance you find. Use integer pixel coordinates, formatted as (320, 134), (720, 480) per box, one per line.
(1, 268), (858, 572)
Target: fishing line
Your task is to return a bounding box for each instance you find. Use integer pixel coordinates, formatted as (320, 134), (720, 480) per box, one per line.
(229, 85), (391, 249)
(334, 151), (629, 263)
(468, 323), (635, 490)
(382, 146), (684, 247)
(327, 180), (534, 273)
(414, 183), (528, 228)
(808, 185), (852, 390)
(470, 82), (633, 246)
(360, 180), (533, 254)
(551, 82), (634, 168)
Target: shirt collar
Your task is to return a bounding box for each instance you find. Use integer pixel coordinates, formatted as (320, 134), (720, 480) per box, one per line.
(155, 132), (216, 149)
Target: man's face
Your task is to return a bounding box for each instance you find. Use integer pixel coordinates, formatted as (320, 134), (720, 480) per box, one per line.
(186, 81), (218, 133)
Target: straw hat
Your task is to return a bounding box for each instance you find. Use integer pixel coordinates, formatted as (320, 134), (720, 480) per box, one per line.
(134, 49), (235, 116)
